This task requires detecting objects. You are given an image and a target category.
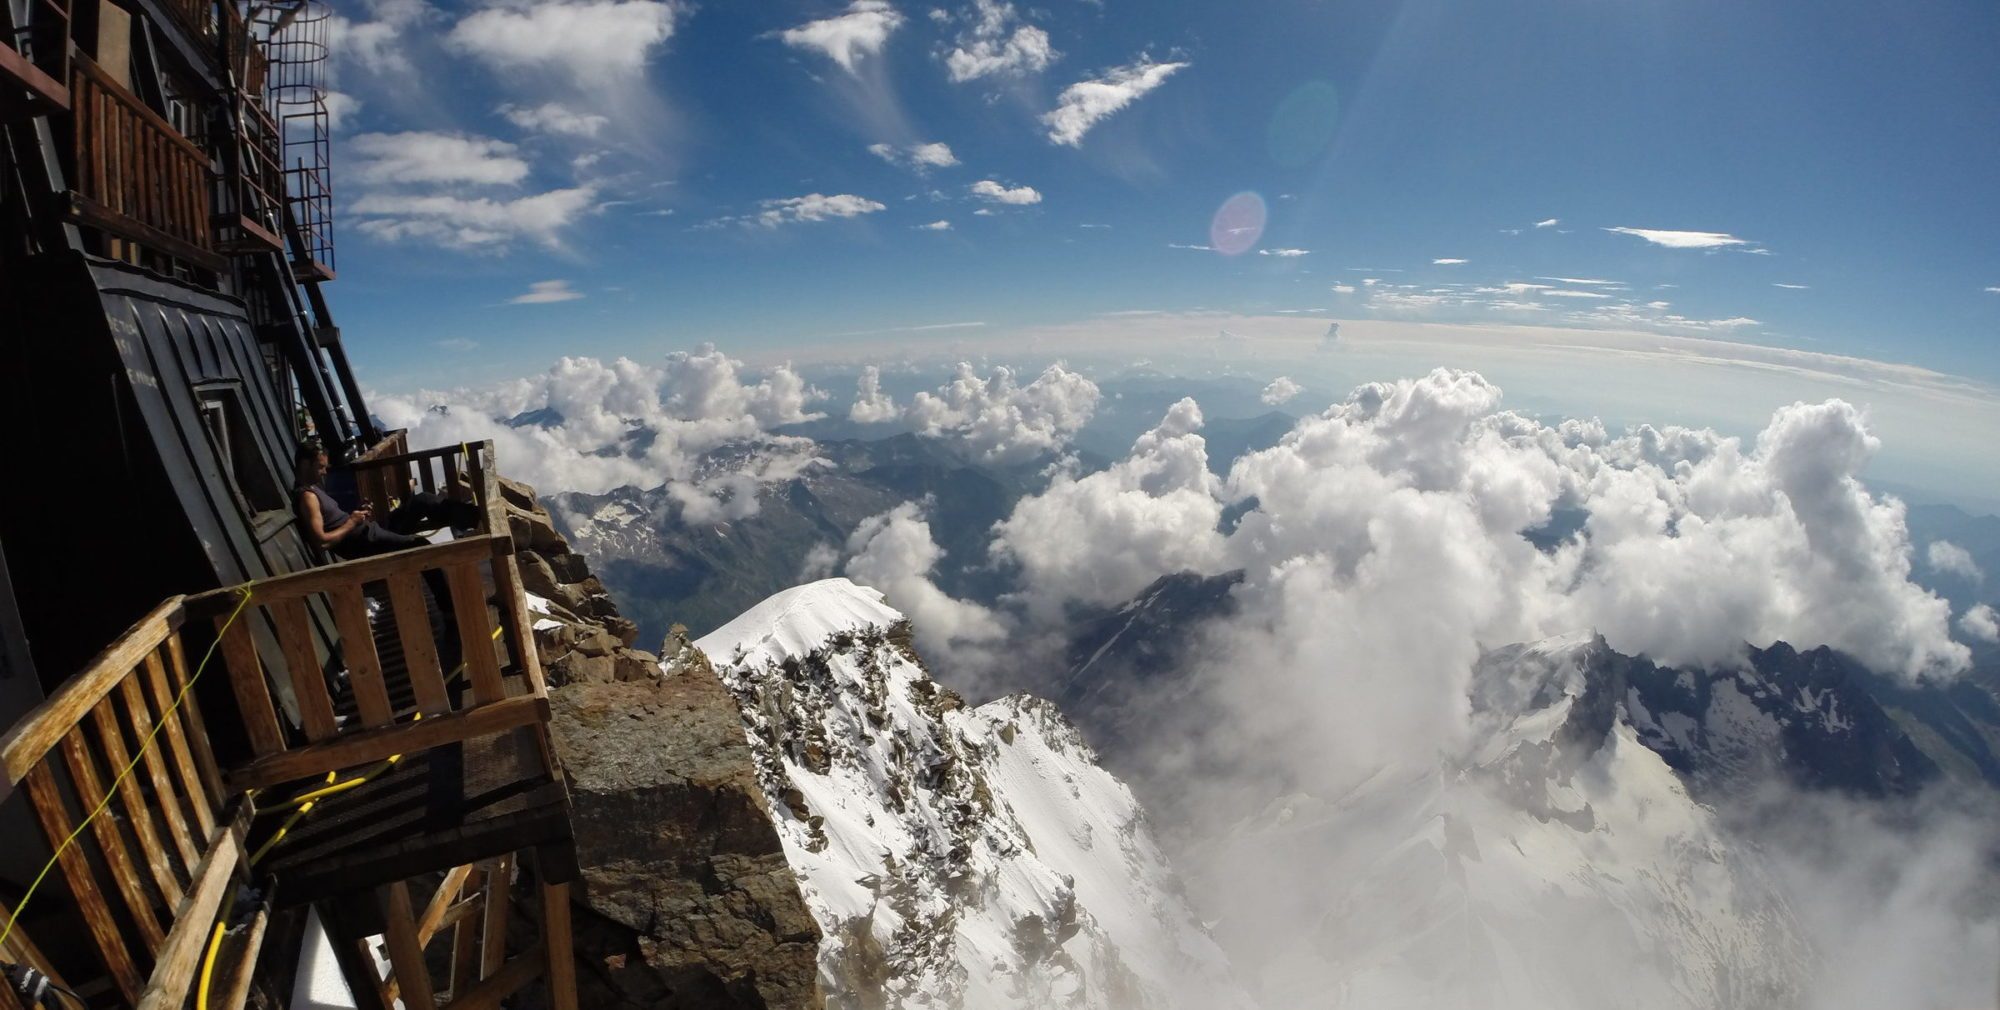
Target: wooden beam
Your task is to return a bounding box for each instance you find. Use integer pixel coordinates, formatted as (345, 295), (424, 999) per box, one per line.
(328, 585), (394, 727)
(447, 950), (544, 1010)
(388, 571), (448, 715)
(118, 676), (202, 873)
(272, 597), (339, 740)
(541, 879), (578, 1010)
(217, 611), (287, 758)
(225, 695), (550, 793)
(207, 901), (269, 1010)
(135, 807), (249, 1010)
(185, 537), (507, 619)
(92, 694), (184, 906)
(142, 649), (216, 838)
(445, 562), (505, 704)
(448, 867), (483, 1000)
(380, 883), (437, 1010)
(0, 41), (68, 113)
(24, 764), (145, 1005)
(415, 864), (474, 947)
(480, 854), (513, 980)
(163, 633), (228, 809)
(0, 597), (181, 795)
(58, 728), (167, 952)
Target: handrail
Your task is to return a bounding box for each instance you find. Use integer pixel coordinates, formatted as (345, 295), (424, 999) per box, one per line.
(69, 53), (221, 269)
(0, 597), (184, 796)
(185, 535), (509, 618)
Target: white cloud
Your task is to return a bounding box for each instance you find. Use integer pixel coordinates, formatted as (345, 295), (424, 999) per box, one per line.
(901, 362), (1100, 463)
(1260, 248), (1310, 258)
(1260, 376), (1303, 405)
(1984, 286), (2000, 294)
(1536, 276), (1623, 286)
(709, 193), (887, 228)
(849, 365), (899, 422)
(352, 187), (598, 251)
(1041, 58), (1188, 146)
(1168, 242), (1213, 252)
(1773, 283), (1811, 290)
(370, 347), (825, 506)
(1926, 540), (1982, 582)
(778, 0), (904, 74)
(969, 179), (1042, 204)
(1605, 226), (1752, 250)
(1542, 289), (1614, 299)
(324, 91), (362, 130)
(1330, 284), (1356, 294)
(509, 279), (585, 304)
(348, 132), (529, 186)
(869, 140), (959, 171)
(1432, 257), (1468, 265)
(327, 0), (432, 76)
(1961, 603), (2000, 643)
(915, 219), (952, 231)
(845, 500), (1009, 666)
(942, 0), (1055, 82)
(1534, 218), (1559, 228)
(499, 102), (610, 138)
(447, 0), (682, 84)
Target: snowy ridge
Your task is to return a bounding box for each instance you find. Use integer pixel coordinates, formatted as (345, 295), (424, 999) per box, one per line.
(696, 579), (1249, 1010)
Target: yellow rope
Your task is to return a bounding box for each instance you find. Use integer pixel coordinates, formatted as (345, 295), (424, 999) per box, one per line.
(0, 587), (256, 951)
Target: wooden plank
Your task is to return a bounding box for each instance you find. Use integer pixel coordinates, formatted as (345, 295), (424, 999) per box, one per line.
(207, 901), (268, 1010)
(448, 950), (544, 1010)
(445, 562), (506, 704)
(387, 571), (448, 715)
(23, 764), (145, 1004)
(225, 695), (550, 793)
(272, 597), (339, 740)
(416, 864), (474, 947)
(163, 633), (228, 809)
(0, 596), (181, 794)
(185, 537), (502, 619)
(59, 723), (168, 952)
(328, 585), (394, 727)
(134, 809), (248, 1010)
(92, 694), (183, 905)
(118, 677), (201, 875)
(418, 459), (437, 495)
(541, 879), (578, 1010)
(449, 867), (483, 999)
(217, 611), (286, 758)
(481, 854), (512, 980)
(492, 556), (546, 701)
(144, 650), (216, 839)
(380, 883), (437, 1010)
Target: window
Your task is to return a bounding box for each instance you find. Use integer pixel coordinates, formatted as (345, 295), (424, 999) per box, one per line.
(194, 383), (286, 517)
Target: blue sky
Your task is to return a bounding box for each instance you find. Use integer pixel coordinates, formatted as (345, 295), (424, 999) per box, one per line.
(324, 0), (2000, 498)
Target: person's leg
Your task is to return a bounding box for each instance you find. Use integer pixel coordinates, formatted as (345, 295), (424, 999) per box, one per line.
(385, 492), (481, 535)
(333, 524), (464, 674)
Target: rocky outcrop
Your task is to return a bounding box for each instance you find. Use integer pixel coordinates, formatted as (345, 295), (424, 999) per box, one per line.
(501, 476), (825, 1010)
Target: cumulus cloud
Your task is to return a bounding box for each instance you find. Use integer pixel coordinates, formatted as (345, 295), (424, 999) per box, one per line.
(1960, 604), (1999, 643)
(352, 187), (598, 251)
(942, 0), (1055, 82)
(778, 0), (903, 73)
(499, 102), (610, 138)
(509, 279), (585, 304)
(1260, 376), (1303, 405)
(1041, 58), (1188, 146)
(371, 346), (825, 511)
(969, 180), (1041, 205)
(447, 0), (683, 84)
(900, 362), (1100, 464)
(1605, 226), (1752, 249)
(1927, 541), (1983, 582)
(868, 141), (958, 171)
(991, 398), (1227, 616)
(348, 132), (529, 186)
(849, 365), (899, 423)
(846, 500), (1009, 664)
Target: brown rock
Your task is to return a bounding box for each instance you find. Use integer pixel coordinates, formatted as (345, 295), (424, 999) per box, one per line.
(549, 669), (824, 1010)
(603, 615), (640, 648)
(548, 552), (594, 585)
(549, 652), (618, 686)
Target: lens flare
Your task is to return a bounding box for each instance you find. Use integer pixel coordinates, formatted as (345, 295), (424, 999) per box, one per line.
(1267, 80), (1342, 168)
(1210, 192), (1267, 256)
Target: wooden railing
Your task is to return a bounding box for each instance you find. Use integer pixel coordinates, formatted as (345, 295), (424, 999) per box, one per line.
(0, 598), (256, 1010)
(0, 0), (71, 117)
(340, 437), (490, 523)
(69, 54), (224, 271)
(186, 530), (547, 794)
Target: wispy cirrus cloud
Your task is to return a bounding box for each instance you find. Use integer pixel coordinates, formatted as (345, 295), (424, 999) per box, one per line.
(1605, 226), (1752, 250)
(498, 102), (609, 138)
(1433, 257), (1467, 265)
(869, 141), (959, 172)
(1042, 58), (1188, 146)
(777, 0), (904, 74)
(1260, 248), (1310, 258)
(509, 279), (586, 304)
(1773, 283), (1811, 290)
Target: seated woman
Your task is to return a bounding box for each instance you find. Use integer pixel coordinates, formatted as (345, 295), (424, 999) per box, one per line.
(294, 441), (480, 557)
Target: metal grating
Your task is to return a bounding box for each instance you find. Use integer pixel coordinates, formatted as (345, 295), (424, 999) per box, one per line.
(256, 0), (335, 277)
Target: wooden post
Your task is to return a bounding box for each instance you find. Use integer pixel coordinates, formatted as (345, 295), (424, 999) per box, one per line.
(380, 883), (438, 1010)
(541, 877), (577, 1010)
(480, 854), (512, 980)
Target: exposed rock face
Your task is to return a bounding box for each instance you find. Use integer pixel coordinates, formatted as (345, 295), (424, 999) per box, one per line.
(501, 475), (824, 1010)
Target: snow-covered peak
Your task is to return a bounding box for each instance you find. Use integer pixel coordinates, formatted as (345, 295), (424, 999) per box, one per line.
(702, 582), (1250, 1010)
(695, 577), (905, 671)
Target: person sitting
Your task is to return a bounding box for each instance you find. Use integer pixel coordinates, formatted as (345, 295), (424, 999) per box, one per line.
(294, 441), (480, 559)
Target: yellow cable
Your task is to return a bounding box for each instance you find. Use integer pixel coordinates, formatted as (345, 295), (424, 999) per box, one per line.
(0, 587), (255, 951)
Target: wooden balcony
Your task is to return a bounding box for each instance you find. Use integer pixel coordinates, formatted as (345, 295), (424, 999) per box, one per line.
(68, 54), (224, 271)
(0, 441), (576, 1010)
(0, 0), (71, 119)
